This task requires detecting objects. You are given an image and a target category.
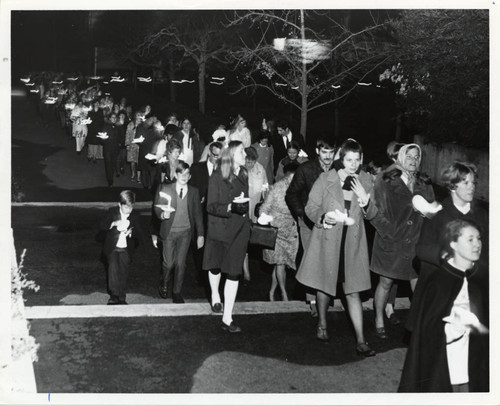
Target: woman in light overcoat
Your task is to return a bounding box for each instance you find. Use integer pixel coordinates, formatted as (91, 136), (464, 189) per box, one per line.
(296, 139), (377, 356)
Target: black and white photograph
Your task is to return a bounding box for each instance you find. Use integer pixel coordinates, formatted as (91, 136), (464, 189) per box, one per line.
(1, 0), (497, 404)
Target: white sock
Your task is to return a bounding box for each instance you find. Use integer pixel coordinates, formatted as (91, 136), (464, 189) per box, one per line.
(222, 279), (239, 325)
(208, 272), (221, 306)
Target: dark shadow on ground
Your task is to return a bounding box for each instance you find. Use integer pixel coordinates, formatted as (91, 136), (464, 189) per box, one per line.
(30, 310), (408, 393)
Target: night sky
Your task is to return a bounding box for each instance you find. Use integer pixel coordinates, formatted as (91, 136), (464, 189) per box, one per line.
(11, 11), (93, 76)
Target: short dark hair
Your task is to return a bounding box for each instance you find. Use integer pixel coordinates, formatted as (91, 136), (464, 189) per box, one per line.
(175, 161), (190, 174)
(441, 161), (478, 191)
(119, 190), (136, 206)
(440, 219), (480, 260)
(209, 141), (223, 152)
(338, 139), (363, 161)
(277, 120), (289, 130)
(257, 130), (271, 142)
(287, 141), (301, 152)
(316, 139), (335, 150)
(245, 146), (259, 161)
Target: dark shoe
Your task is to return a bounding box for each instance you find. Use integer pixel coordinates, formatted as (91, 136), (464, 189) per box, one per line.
(388, 313), (401, 326)
(107, 298), (120, 305)
(374, 327), (388, 339)
(221, 322), (241, 333)
(211, 302), (223, 313)
(158, 284), (168, 299)
(118, 300), (128, 305)
(172, 293), (184, 304)
(316, 326), (329, 343)
(116, 173), (120, 178)
(93, 159), (97, 164)
(356, 342), (376, 357)
(120, 168), (125, 174)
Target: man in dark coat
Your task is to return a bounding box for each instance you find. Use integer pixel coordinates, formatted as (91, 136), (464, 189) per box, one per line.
(137, 116), (159, 192)
(272, 119), (305, 174)
(100, 113), (120, 187)
(285, 139), (336, 316)
(99, 190), (146, 305)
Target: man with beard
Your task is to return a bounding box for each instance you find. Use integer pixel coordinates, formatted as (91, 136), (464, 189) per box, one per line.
(285, 138), (336, 316)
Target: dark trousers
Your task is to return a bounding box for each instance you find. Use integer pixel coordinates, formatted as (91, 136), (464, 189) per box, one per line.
(104, 149), (118, 185)
(161, 229), (191, 294)
(116, 148), (127, 174)
(107, 248), (130, 302)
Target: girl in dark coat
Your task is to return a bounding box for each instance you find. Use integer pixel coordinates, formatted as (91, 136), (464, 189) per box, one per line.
(370, 143), (435, 338)
(399, 219), (488, 392)
(203, 141), (251, 333)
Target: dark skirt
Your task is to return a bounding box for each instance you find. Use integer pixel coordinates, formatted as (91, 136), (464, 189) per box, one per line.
(202, 221), (250, 276)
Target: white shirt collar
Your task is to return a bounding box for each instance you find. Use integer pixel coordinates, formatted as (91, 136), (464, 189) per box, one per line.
(207, 160), (214, 176)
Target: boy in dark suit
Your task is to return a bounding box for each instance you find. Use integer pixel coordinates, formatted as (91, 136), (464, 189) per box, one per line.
(154, 162), (205, 303)
(99, 190), (145, 305)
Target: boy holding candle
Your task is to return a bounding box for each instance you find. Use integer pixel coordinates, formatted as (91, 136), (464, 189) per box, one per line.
(153, 161), (205, 303)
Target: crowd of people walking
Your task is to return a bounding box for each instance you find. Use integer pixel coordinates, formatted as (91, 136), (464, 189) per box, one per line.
(25, 72), (489, 393)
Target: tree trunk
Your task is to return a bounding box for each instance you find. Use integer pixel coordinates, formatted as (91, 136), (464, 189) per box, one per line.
(198, 60), (206, 114)
(169, 58), (176, 103)
(299, 9), (308, 140)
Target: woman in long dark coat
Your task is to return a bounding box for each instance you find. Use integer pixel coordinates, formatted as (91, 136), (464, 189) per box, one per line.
(370, 143), (435, 338)
(203, 140), (251, 333)
(399, 219), (488, 392)
(296, 139), (377, 356)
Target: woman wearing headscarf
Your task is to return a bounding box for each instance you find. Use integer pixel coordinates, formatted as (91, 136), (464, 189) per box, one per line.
(371, 143), (435, 339)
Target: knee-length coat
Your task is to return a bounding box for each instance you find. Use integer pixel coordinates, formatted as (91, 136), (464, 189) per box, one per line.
(370, 164), (435, 281)
(295, 169), (377, 296)
(202, 168), (251, 276)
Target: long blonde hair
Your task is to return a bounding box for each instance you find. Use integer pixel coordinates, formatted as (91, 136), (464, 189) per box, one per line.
(219, 140), (246, 182)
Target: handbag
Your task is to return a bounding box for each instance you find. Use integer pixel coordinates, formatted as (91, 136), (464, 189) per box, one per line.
(249, 223), (278, 249)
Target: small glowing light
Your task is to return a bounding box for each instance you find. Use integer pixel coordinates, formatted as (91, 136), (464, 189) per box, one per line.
(110, 76), (125, 82)
(171, 79), (195, 84)
(275, 83), (288, 87)
(331, 85), (341, 89)
(138, 77), (152, 82)
(30, 89), (40, 93)
(52, 81), (63, 85)
(44, 97), (58, 104)
(20, 78), (30, 83)
(26, 83), (35, 87)
(209, 81), (223, 86)
(67, 77), (78, 81)
(211, 76), (225, 81)
(89, 76), (103, 80)
(358, 82), (372, 86)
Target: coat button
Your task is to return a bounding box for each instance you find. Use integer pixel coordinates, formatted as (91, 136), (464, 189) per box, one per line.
(407, 220), (413, 225)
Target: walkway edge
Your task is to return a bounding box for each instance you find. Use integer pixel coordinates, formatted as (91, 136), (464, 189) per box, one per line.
(25, 298), (411, 319)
